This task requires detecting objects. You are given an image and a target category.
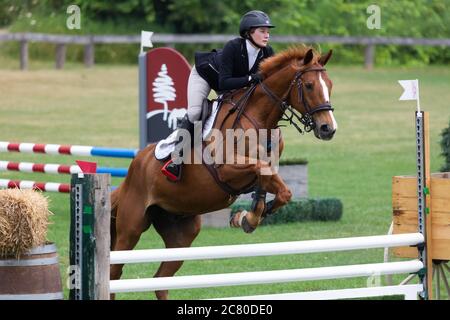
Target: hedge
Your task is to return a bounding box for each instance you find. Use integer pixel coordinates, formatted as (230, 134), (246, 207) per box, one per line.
(440, 119), (450, 172)
(230, 198), (343, 225)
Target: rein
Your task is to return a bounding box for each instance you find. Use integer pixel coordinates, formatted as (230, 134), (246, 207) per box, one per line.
(259, 66), (334, 134)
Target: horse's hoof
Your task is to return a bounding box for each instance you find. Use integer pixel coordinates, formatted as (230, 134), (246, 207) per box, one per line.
(229, 212), (241, 228)
(241, 216), (256, 234)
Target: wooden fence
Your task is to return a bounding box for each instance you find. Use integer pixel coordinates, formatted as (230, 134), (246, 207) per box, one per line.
(1, 32), (449, 70)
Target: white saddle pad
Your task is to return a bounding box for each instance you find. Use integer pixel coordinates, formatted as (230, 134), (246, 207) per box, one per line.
(155, 100), (220, 160)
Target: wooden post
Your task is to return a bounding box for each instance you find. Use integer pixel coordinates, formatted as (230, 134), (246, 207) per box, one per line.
(20, 40), (28, 70)
(364, 44), (375, 70)
(84, 40), (94, 68)
(94, 174), (111, 300)
(55, 43), (66, 69)
(69, 173), (110, 300)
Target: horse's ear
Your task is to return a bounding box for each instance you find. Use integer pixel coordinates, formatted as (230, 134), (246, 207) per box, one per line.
(303, 49), (314, 66)
(319, 49), (333, 66)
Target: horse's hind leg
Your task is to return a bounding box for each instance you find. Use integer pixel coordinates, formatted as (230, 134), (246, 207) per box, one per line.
(110, 191), (151, 284)
(110, 188), (120, 252)
(151, 207), (202, 300)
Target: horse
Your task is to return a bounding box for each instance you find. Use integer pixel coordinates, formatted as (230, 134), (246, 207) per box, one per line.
(110, 46), (337, 299)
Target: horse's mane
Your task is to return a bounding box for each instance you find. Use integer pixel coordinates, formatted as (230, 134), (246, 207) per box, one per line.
(259, 45), (320, 77)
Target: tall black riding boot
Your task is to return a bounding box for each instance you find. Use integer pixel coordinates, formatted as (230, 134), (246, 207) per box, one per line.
(161, 114), (195, 181)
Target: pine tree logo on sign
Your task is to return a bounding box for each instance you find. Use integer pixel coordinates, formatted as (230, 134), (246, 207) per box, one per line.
(153, 64), (176, 122)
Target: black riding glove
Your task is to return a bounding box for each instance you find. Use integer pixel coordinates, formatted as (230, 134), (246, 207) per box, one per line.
(249, 72), (264, 84)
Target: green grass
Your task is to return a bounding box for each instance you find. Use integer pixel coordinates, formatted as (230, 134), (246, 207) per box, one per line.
(1, 62), (449, 300)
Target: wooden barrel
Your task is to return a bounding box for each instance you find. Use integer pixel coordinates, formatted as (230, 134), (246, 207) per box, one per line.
(0, 243), (63, 300)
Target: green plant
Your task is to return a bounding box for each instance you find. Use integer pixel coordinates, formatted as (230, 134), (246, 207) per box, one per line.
(2, 0), (450, 66)
(440, 120), (450, 172)
(279, 157), (308, 165)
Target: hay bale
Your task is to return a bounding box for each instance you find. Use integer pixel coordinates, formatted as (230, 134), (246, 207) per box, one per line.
(0, 189), (52, 258)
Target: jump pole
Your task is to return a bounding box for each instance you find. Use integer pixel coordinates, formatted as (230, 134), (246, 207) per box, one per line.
(0, 141), (138, 158)
(415, 111), (433, 299)
(398, 79), (432, 299)
(0, 160), (128, 177)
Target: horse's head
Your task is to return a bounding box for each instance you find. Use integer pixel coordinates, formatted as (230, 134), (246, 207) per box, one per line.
(288, 49), (337, 141)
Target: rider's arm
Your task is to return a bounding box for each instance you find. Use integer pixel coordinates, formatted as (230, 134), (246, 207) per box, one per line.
(218, 40), (250, 91)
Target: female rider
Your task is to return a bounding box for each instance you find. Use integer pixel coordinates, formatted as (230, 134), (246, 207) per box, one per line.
(162, 10), (275, 181)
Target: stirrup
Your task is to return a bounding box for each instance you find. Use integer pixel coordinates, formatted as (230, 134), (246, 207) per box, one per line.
(161, 159), (182, 182)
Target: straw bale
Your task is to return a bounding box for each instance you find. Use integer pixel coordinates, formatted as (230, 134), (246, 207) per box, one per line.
(0, 189), (52, 258)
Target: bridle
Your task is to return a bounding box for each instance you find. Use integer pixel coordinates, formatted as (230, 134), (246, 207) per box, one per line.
(258, 66), (334, 134)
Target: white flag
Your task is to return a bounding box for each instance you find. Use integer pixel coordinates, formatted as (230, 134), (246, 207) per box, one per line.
(140, 31), (153, 53)
(398, 79), (419, 101)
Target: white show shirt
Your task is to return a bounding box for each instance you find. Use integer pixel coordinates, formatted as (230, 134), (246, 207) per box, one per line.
(246, 39), (261, 71)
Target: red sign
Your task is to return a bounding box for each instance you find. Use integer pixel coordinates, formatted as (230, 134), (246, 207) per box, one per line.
(146, 47), (191, 112)
(145, 48), (191, 142)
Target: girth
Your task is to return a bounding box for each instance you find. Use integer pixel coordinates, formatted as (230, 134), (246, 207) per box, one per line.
(200, 90), (260, 196)
(204, 162), (257, 196)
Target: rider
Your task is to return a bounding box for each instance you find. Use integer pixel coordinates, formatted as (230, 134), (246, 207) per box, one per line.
(162, 10), (276, 181)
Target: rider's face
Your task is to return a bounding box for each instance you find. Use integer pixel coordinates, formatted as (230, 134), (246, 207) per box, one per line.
(250, 27), (270, 47)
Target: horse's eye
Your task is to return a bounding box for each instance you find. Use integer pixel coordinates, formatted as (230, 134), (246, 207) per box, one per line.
(305, 83), (313, 90)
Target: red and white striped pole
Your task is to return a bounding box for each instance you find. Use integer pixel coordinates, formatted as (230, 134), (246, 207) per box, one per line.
(0, 179), (70, 193)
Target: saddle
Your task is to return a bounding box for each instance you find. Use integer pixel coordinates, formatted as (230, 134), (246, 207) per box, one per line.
(159, 93), (258, 196)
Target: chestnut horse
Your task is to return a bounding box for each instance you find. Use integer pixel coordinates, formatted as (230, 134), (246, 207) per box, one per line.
(110, 47), (337, 299)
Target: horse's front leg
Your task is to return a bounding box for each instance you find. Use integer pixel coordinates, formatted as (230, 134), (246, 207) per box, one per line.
(258, 166), (293, 216)
(230, 158), (292, 233)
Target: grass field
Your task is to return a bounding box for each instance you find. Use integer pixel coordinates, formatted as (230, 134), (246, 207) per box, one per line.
(0, 59), (449, 300)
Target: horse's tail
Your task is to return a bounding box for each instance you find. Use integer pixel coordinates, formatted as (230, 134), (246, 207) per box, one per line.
(110, 185), (121, 251)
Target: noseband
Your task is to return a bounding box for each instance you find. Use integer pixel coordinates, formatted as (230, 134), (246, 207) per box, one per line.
(259, 66), (334, 134)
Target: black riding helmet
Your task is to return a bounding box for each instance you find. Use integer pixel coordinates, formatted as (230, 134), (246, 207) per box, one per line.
(239, 10), (275, 38)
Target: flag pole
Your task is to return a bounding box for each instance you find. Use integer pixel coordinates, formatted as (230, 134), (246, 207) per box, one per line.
(416, 79), (421, 113)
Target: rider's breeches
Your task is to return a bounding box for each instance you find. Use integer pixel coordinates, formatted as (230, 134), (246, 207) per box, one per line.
(187, 66), (211, 123)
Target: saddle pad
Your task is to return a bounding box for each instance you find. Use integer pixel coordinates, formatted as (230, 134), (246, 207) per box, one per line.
(155, 100), (220, 161)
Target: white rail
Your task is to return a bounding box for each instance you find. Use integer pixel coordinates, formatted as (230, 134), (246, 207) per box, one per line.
(214, 284), (424, 300)
(110, 233), (424, 264)
(110, 260), (423, 293)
